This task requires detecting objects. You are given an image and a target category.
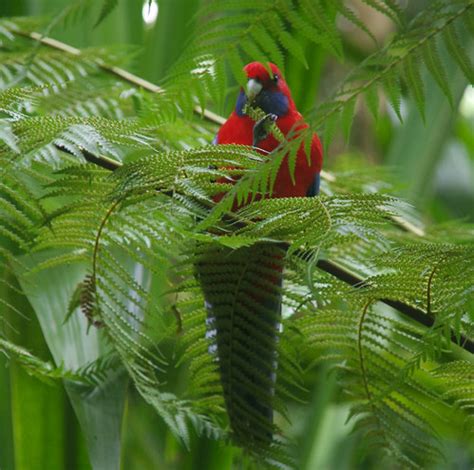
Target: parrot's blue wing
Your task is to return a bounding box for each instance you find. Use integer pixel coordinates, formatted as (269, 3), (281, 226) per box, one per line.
(306, 172), (321, 197)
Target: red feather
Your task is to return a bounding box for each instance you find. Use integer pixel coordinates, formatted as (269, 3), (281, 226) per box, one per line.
(215, 62), (323, 198)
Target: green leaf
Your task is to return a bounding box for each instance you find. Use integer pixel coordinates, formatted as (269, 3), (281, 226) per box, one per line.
(251, 26), (284, 69)
(361, 0), (404, 27)
(403, 54), (425, 121)
(383, 72), (403, 122)
(240, 38), (268, 68)
(322, 108), (341, 153)
(227, 47), (246, 86)
(338, 3), (376, 45)
(13, 253), (127, 470)
(95, 0), (119, 28)
(1, 268), (69, 470)
(341, 97), (357, 143)
(10, 360), (69, 470)
(365, 84), (379, 121)
(423, 40), (454, 108)
(443, 23), (474, 84)
(278, 31), (308, 68)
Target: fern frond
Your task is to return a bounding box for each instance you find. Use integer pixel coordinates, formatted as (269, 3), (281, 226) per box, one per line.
(0, 337), (101, 385)
(310, 0), (474, 142)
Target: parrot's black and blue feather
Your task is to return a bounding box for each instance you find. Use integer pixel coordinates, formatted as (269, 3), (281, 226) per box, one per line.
(195, 242), (286, 445)
(306, 173), (321, 197)
(197, 175), (319, 447)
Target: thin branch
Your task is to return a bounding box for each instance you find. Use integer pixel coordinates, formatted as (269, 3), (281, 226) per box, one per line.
(12, 30), (226, 127)
(61, 144), (474, 354)
(11, 30), (408, 236)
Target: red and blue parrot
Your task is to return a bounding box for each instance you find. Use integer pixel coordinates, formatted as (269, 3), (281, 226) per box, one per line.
(196, 62), (323, 446)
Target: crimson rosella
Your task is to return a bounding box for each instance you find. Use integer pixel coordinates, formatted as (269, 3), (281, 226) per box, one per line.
(196, 62), (323, 446)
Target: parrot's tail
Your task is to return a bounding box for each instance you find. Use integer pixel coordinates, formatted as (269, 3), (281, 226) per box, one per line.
(195, 241), (286, 446)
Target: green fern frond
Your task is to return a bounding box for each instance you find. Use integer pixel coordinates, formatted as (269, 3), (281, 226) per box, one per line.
(311, 0), (474, 142)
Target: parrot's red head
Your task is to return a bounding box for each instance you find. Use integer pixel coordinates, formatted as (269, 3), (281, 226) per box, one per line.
(235, 62), (295, 117)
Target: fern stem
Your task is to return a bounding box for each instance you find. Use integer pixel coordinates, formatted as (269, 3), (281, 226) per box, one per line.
(91, 198), (122, 323)
(358, 300), (373, 403)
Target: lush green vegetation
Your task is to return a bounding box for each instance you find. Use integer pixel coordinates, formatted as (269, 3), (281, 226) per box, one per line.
(1, 1), (473, 468)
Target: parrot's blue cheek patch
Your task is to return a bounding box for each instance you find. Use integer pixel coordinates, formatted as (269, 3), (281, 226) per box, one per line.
(256, 90), (289, 117)
(236, 89), (289, 117)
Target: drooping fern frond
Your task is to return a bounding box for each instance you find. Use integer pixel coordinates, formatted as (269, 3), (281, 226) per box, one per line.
(362, 241), (474, 359)
(0, 337), (92, 384)
(285, 270), (472, 468)
(0, 337), (123, 387)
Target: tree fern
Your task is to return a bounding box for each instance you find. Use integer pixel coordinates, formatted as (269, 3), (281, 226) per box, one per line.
(0, 3), (473, 468)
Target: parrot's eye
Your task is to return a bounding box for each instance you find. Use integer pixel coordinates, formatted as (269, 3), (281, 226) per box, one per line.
(272, 74), (279, 83)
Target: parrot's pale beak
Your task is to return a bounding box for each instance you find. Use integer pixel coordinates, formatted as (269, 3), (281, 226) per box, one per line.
(246, 78), (263, 101)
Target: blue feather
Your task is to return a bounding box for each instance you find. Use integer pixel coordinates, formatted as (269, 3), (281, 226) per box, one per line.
(235, 89), (289, 117)
(306, 173), (321, 197)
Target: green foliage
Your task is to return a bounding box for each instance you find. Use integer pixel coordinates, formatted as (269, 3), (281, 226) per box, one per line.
(0, 338), (121, 386)
(313, 0), (474, 144)
(95, 0), (119, 28)
(0, 1), (473, 469)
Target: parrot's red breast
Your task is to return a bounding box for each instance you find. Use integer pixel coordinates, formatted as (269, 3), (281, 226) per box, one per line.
(215, 62), (323, 198)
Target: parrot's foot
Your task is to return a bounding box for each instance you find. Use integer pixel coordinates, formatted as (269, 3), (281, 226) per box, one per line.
(252, 113), (278, 147)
